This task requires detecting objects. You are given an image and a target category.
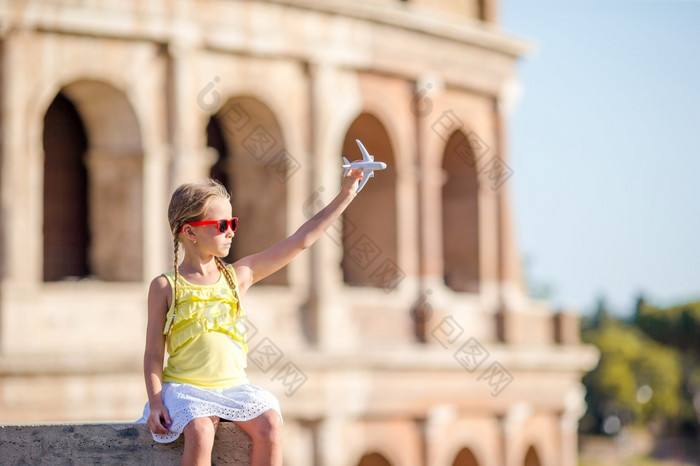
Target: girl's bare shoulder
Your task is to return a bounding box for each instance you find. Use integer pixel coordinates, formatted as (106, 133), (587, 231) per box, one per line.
(148, 274), (171, 299)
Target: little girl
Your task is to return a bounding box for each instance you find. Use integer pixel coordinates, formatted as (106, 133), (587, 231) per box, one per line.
(138, 169), (362, 465)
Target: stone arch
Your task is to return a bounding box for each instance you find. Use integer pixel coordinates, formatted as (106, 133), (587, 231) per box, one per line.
(452, 447), (480, 466)
(523, 446), (541, 466)
(42, 79), (144, 281)
(357, 452), (393, 466)
(441, 130), (479, 292)
(340, 113), (398, 289)
(206, 96), (289, 285)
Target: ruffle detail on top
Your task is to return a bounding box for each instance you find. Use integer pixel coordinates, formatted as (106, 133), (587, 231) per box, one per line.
(169, 303), (247, 354)
(162, 266), (247, 353)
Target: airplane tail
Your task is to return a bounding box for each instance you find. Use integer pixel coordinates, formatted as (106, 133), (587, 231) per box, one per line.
(342, 157), (350, 176)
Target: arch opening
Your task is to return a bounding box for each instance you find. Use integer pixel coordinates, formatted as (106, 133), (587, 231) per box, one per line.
(341, 113), (397, 289)
(42, 92), (90, 281)
(207, 96), (289, 285)
(453, 447), (480, 466)
(441, 130), (479, 292)
(357, 452), (393, 466)
(524, 446), (541, 466)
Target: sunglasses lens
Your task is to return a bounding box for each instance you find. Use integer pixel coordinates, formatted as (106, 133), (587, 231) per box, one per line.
(216, 219), (238, 233)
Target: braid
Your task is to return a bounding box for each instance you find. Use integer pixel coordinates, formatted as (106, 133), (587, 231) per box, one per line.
(215, 257), (236, 290)
(215, 257), (239, 316)
(172, 234), (180, 311)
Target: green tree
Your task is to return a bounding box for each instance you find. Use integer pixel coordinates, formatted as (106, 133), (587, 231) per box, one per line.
(582, 294), (615, 331)
(581, 317), (683, 433)
(635, 299), (700, 352)
(634, 299), (700, 433)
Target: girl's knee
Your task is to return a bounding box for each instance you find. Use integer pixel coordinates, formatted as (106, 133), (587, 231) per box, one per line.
(253, 410), (282, 442)
(183, 416), (218, 446)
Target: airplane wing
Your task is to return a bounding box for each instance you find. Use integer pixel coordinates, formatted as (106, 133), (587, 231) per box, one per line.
(356, 171), (371, 193)
(356, 139), (373, 162)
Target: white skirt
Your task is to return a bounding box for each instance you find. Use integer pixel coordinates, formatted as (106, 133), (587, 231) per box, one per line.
(136, 382), (282, 443)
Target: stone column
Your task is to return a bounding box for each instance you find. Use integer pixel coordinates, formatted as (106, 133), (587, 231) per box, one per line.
(141, 143), (172, 280)
(166, 38), (214, 188)
(306, 62), (363, 349)
(424, 405), (457, 466)
(500, 403), (532, 466)
(1, 29), (44, 286)
(315, 416), (346, 466)
(560, 384), (587, 466)
(483, 0), (500, 23)
(493, 92), (526, 341)
(416, 83), (446, 292)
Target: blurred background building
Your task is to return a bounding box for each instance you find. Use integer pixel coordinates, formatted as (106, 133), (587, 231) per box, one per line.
(0, 1), (598, 465)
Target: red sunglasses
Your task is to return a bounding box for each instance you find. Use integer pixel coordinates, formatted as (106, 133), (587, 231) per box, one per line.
(180, 218), (238, 234)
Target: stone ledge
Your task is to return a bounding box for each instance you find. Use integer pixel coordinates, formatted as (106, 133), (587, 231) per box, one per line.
(0, 423), (251, 465)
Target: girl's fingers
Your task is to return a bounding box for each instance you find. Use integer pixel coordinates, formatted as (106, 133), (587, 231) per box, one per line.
(148, 408), (171, 433)
(150, 420), (169, 434)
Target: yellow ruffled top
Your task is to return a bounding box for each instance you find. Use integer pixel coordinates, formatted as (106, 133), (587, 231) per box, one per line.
(161, 264), (249, 389)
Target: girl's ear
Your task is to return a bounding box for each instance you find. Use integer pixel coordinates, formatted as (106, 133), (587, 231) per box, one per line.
(181, 225), (196, 242)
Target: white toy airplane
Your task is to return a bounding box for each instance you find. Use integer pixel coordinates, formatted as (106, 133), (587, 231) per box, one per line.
(342, 139), (387, 193)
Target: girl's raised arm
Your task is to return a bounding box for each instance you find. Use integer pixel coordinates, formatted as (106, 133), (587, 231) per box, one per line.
(233, 169), (362, 295)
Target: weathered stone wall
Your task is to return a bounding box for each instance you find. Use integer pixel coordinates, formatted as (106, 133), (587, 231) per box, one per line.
(0, 1), (597, 465)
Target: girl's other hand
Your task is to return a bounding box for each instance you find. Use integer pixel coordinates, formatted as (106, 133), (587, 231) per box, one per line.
(147, 403), (172, 434)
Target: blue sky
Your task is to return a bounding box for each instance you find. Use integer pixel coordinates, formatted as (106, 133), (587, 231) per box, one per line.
(501, 1), (700, 315)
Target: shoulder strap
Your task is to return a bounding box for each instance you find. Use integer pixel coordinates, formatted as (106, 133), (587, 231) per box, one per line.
(162, 271), (177, 335)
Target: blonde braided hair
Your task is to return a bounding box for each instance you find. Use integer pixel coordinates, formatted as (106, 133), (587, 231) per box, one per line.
(167, 179), (238, 326)
(215, 256), (238, 303)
